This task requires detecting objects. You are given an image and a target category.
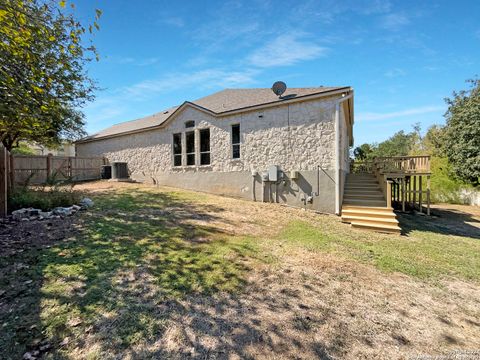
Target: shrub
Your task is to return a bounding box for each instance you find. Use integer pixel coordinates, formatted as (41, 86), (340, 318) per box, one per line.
(8, 185), (82, 212)
(428, 156), (473, 204)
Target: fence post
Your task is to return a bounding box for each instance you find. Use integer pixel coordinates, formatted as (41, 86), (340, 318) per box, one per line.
(9, 154), (15, 190)
(68, 156), (72, 178)
(46, 153), (53, 180)
(0, 146), (7, 216)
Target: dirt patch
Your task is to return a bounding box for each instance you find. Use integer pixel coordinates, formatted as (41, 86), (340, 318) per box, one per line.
(0, 216), (79, 258)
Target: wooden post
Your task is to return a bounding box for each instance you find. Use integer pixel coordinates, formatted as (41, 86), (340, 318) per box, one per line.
(9, 154), (15, 191)
(0, 146), (8, 216)
(419, 175), (423, 213)
(408, 176), (411, 205)
(68, 156), (73, 178)
(413, 176), (417, 209)
(401, 177), (406, 212)
(46, 153), (53, 180)
(427, 175), (431, 216)
(386, 180), (392, 208)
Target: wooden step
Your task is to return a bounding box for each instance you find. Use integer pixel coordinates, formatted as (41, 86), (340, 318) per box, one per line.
(345, 189), (383, 194)
(341, 205), (394, 212)
(341, 215), (398, 225)
(343, 198), (387, 207)
(351, 221), (401, 234)
(346, 180), (378, 184)
(341, 209), (396, 218)
(346, 184), (379, 188)
(343, 193), (385, 200)
(345, 187), (381, 193)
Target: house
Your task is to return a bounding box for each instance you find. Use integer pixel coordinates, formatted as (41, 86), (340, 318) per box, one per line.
(75, 85), (354, 214)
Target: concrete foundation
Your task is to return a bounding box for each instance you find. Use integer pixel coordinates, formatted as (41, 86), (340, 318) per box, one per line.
(132, 168), (336, 214)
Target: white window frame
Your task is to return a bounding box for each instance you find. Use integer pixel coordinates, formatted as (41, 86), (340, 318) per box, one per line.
(199, 128), (211, 166)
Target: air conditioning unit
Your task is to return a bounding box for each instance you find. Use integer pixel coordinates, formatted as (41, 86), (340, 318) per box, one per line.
(101, 165), (112, 179)
(111, 162), (129, 179)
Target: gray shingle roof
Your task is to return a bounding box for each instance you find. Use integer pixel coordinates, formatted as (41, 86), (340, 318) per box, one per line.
(79, 86), (349, 142)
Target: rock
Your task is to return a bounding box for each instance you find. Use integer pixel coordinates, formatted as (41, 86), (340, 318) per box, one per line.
(38, 211), (52, 218)
(79, 197), (94, 208)
(23, 352), (36, 360)
(72, 205), (81, 211)
(12, 208), (48, 221)
(52, 207), (75, 217)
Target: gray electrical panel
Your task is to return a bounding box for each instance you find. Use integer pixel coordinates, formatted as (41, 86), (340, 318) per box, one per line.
(268, 165), (279, 182)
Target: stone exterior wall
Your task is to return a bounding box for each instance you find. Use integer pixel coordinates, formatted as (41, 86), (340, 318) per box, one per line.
(76, 96), (349, 213)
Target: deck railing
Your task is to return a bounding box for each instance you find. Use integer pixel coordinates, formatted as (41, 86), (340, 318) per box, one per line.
(350, 155), (431, 214)
(374, 155), (430, 174)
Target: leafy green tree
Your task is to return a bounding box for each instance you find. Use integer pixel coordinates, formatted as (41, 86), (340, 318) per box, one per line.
(10, 143), (35, 155)
(374, 130), (414, 157)
(423, 124), (446, 157)
(443, 79), (480, 186)
(353, 143), (374, 160)
(0, 0), (101, 151)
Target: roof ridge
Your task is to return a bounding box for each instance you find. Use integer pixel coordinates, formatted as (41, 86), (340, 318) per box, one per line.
(105, 106), (179, 128)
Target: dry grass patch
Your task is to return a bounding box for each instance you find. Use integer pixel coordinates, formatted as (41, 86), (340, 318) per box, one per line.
(1, 181), (479, 359)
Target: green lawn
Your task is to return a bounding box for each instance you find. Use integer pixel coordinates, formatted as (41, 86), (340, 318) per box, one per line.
(1, 185), (479, 359)
(279, 219), (480, 280)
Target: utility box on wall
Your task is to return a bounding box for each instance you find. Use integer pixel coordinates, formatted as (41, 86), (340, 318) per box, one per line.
(268, 165), (279, 182)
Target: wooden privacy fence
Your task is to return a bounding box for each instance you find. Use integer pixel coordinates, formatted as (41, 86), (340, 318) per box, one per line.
(0, 145), (106, 216)
(12, 154), (106, 184)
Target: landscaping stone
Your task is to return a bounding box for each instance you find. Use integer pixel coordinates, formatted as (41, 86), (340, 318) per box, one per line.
(12, 208), (42, 221)
(11, 202), (88, 222)
(79, 197), (94, 208)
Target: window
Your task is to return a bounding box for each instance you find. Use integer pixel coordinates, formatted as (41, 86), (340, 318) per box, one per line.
(200, 128), (210, 165)
(173, 133), (182, 166)
(231, 124), (240, 159)
(185, 120), (195, 128)
(186, 131), (195, 165)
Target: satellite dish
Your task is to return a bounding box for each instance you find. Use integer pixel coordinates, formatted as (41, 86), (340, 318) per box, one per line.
(272, 81), (287, 97)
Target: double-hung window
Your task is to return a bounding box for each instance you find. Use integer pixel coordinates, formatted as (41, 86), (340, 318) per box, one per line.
(173, 133), (182, 166)
(185, 131), (195, 166)
(231, 124), (240, 159)
(200, 128), (211, 165)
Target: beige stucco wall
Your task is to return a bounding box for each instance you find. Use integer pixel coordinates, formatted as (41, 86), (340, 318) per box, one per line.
(76, 96), (349, 213)
(77, 97), (339, 176)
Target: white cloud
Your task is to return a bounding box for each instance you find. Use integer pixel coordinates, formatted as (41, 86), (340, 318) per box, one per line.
(384, 68), (406, 77)
(248, 33), (327, 68)
(380, 13), (410, 31)
(357, 106), (444, 122)
(123, 69), (259, 100)
(104, 56), (160, 67)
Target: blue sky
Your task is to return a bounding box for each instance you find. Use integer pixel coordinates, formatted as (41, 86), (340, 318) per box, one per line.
(75, 0), (480, 145)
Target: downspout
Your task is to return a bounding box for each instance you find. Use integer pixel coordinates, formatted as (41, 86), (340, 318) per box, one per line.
(334, 93), (353, 215)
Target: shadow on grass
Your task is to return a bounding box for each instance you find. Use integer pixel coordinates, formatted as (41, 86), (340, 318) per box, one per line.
(398, 206), (480, 239)
(0, 188), (339, 359)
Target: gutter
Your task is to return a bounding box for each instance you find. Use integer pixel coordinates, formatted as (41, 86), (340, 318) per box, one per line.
(334, 92), (353, 215)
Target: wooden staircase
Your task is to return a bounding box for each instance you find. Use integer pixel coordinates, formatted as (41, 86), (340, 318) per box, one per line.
(341, 174), (400, 234)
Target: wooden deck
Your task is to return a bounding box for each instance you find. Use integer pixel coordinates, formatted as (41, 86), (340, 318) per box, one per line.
(343, 156), (431, 233)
